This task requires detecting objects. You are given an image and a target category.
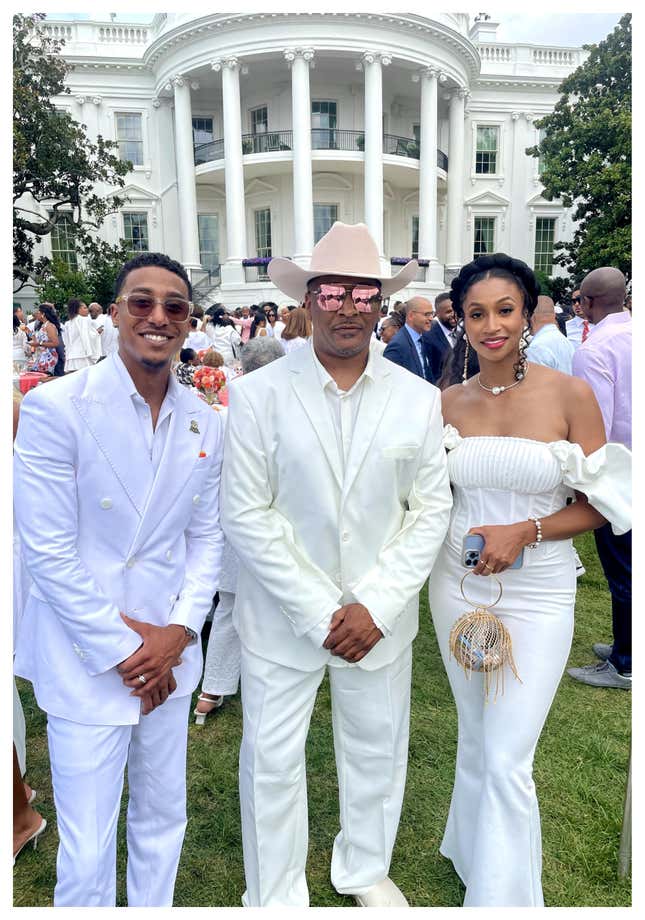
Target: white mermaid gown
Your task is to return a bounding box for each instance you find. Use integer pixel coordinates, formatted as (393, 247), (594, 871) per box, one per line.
(428, 426), (631, 907)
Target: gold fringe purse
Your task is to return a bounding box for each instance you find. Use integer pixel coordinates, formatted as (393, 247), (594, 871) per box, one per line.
(449, 571), (522, 702)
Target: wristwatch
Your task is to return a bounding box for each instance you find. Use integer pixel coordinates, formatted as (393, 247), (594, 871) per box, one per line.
(183, 626), (198, 645)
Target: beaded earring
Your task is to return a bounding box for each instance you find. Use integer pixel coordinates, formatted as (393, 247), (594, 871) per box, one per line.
(514, 323), (530, 381)
(462, 336), (470, 385)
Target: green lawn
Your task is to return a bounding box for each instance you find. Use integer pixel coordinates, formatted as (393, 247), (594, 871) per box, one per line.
(13, 532), (631, 907)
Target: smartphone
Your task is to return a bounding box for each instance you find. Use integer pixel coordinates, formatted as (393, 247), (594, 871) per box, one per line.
(462, 534), (524, 570)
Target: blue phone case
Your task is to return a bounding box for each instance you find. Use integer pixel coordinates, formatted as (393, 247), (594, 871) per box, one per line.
(462, 534), (523, 569)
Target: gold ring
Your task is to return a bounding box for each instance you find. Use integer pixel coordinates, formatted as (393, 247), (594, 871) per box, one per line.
(138, 674), (147, 684)
(483, 562), (493, 571)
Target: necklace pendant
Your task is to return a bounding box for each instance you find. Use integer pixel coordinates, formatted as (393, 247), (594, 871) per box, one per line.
(492, 386), (503, 395)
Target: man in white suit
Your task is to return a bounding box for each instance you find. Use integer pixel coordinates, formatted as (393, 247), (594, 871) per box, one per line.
(221, 222), (452, 907)
(13, 252), (224, 906)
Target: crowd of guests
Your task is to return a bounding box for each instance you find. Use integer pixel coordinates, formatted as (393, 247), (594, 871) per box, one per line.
(12, 230), (631, 909)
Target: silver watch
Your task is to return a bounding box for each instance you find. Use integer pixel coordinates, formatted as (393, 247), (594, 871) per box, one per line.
(183, 626), (198, 644)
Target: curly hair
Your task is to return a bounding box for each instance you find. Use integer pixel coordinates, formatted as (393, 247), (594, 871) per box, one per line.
(113, 252), (192, 301)
(450, 253), (540, 321)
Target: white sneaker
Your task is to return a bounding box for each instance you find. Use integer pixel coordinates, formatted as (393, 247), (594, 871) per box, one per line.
(353, 877), (409, 907)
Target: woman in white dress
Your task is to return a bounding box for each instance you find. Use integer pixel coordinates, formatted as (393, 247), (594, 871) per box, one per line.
(62, 299), (100, 372)
(202, 305), (242, 366)
(279, 306), (311, 354)
(428, 253), (631, 907)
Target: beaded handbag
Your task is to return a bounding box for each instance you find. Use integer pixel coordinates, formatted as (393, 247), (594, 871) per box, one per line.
(449, 572), (522, 702)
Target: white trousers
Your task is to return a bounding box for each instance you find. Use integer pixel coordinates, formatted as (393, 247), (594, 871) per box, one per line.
(201, 590), (241, 696)
(239, 644), (412, 906)
(429, 543), (575, 906)
(47, 694), (191, 907)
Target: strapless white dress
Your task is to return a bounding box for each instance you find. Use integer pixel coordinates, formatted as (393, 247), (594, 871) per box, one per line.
(428, 426), (631, 907)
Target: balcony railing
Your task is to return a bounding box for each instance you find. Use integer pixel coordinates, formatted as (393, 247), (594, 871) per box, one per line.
(194, 131), (448, 169)
(241, 131), (293, 154)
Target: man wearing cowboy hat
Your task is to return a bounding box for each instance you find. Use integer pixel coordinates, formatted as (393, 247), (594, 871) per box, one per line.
(221, 222), (452, 907)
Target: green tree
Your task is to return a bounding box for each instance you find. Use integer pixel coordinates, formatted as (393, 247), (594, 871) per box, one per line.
(527, 14), (631, 280)
(35, 261), (93, 318)
(13, 13), (131, 291)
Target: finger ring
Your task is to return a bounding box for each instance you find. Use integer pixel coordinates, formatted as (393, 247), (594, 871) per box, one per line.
(483, 563), (493, 571)
(138, 674), (147, 684)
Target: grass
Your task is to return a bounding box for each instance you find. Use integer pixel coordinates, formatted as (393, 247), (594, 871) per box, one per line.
(13, 532), (631, 906)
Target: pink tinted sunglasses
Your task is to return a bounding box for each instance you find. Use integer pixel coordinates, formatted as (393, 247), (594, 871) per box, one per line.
(312, 283), (382, 313)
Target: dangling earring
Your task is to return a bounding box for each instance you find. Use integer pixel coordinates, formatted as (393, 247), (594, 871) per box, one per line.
(514, 323), (530, 381)
(462, 335), (470, 385)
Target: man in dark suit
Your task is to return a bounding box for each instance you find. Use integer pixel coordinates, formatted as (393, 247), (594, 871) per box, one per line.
(422, 292), (457, 384)
(382, 297), (434, 380)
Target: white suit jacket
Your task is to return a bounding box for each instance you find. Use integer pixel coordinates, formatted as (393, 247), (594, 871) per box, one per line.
(220, 344), (452, 672)
(14, 354), (224, 725)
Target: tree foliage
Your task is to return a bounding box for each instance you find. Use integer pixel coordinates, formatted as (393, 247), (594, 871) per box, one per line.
(13, 13), (131, 290)
(527, 14), (631, 281)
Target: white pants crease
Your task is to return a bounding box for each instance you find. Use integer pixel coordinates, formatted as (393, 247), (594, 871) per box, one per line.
(47, 693), (191, 907)
(239, 644), (412, 907)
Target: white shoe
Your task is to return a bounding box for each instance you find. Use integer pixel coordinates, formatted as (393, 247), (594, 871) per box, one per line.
(353, 877), (409, 907)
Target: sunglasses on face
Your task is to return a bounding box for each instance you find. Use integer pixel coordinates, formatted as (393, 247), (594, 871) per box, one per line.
(312, 283), (382, 313)
(116, 293), (193, 322)
(572, 297), (581, 304)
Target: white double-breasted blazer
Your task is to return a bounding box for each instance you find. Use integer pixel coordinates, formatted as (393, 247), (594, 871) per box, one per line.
(220, 343), (452, 672)
(14, 354), (224, 725)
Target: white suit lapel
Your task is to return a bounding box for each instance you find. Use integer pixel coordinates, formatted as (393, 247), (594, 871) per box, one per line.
(129, 390), (211, 553)
(72, 359), (153, 516)
(342, 357), (394, 503)
(288, 347), (343, 490)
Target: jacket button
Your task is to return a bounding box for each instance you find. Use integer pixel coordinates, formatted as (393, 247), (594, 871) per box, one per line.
(166, 550), (172, 561)
(100, 498), (112, 510)
(126, 557), (136, 568)
(342, 531), (350, 542)
(193, 494), (200, 504)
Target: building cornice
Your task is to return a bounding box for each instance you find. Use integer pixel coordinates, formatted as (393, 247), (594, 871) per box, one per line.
(141, 12), (481, 81)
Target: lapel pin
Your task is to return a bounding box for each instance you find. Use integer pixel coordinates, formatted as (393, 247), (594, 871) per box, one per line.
(190, 420), (200, 434)
(199, 451), (207, 458)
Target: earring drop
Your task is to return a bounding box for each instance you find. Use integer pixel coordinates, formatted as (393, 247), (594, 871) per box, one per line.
(462, 336), (470, 384)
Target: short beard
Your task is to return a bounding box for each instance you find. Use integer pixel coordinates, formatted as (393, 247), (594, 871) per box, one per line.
(140, 356), (170, 370)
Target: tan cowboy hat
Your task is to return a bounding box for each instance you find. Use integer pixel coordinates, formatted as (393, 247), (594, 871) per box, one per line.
(268, 222), (419, 300)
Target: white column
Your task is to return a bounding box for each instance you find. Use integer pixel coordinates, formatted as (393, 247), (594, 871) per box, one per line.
(417, 67), (444, 283)
(446, 87), (467, 272)
(285, 47), (314, 265)
(213, 57), (247, 285)
(171, 75), (201, 269)
(362, 51), (390, 269)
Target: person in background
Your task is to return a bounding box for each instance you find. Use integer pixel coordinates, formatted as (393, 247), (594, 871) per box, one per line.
(203, 305), (243, 366)
(568, 266), (632, 690)
(436, 321), (480, 389)
(379, 312), (404, 346)
(184, 316), (211, 352)
(264, 303), (285, 339)
(13, 389), (47, 865)
(565, 289), (589, 348)
(194, 336), (285, 725)
(526, 295), (576, 374)
(279, 306), (311, 354)
(232, 305), (254, 344)
(63, 299), (101, 372)
(13, 311), (32, 369)
(174, 347), (201, 386)
(382, 297), (434, 381)
(250, 311), (269, 339)
(26, 304), (60, 375)
(422, 292), (457, 384)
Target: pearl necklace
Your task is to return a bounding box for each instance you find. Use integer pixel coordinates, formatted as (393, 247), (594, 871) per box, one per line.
(477, 365), (528, 396)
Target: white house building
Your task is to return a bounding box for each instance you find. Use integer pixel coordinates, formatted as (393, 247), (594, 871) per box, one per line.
(20, 12), (588, 308)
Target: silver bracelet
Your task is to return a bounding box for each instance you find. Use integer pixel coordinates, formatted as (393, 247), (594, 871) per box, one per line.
(528, 516), (542, 548)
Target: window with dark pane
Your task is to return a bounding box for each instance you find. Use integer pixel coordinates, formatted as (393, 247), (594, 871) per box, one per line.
(475, 126), (499, 174)
(198, 214), (219, 272)
(312, 100), (337, 149)
(534, 217), (555, 275)
(313, 204), (339, 244)
(123, 213), (149, 255)
(473, 217), (495, 259)
(254, 208), (272, 277)
(116, 113), (143, 165)
(412, 216), (419, 259)
(49, 212), (78, 270)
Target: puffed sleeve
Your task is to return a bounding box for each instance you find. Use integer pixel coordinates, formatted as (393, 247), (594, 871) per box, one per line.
(443, 423), (462, 451)
(549, 441), (631, 536)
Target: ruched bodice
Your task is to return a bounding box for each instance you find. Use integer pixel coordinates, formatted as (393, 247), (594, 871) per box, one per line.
(442, 425), (631, 559)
